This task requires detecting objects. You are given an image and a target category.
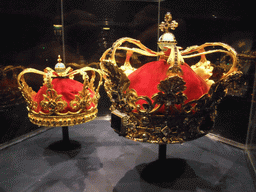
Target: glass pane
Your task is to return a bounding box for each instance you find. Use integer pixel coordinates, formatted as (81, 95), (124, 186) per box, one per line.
(0, 1), (161, 143)
(60, 0), (160, 64)
(1, 0), (255, 152)
(160, 0), (256, 176)
(0, 1), (56, 144)
(59, 0), (162, 118)
(159, 1), (255, 145)
(1, 0), (255, 189)
(246, 62), (256, 174)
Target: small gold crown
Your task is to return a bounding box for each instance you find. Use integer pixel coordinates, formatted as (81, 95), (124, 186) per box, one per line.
(18, 56), (103, 127)
(100, 13), (242, 144)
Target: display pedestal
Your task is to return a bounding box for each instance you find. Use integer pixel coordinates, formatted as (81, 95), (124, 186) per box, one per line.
(141, 144), (187, 186)
(48, 126), (81, 151)
(158, 144), (167, 160)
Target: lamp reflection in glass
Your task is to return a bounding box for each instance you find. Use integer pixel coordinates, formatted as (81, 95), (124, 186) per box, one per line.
(53, 24), (62, 36)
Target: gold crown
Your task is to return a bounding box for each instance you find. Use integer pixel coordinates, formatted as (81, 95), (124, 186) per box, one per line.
(18, 56), (103, 127)
(100, 12), (242, 144)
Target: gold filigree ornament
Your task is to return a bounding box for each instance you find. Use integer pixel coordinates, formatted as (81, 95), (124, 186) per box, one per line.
(18, 55), (103, 127)
(100, 12), (242, 144)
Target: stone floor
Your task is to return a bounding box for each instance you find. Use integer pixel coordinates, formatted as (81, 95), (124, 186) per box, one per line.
(0, 117), (255, 192)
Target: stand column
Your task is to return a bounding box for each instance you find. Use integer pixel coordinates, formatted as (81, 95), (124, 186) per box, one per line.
(158, 144), (167, 160)
(62, 126), (70, 143)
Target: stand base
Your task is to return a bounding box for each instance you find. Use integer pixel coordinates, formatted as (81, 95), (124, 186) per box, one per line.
(47, 126), (81, 152)
(140, 144), (187, 186)
(140, 158), (187, 186)
(48, 140), (81, 151)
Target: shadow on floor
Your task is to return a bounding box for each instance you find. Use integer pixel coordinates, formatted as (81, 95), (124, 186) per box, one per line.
(113, 156), (243, 192)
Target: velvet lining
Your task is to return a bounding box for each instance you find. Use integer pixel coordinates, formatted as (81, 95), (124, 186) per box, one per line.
(128, 59), (209, 111)
(33, 78), (95, 113)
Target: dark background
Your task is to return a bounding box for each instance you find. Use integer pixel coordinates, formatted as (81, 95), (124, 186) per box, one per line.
(0, 0), (255, 66)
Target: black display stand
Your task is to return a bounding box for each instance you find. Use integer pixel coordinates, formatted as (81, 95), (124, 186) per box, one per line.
(140, 144), (187, 186)
(48, 126), (81, 151)
(111, 114), (187, 185)
(158, 144), (167, 160)
(62, 126), (70, 143)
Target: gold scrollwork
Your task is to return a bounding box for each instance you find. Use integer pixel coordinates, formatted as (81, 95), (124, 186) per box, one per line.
(28, 108), (98, 127)
(70, 81), (92, 112)
(40, 88), (68, 115)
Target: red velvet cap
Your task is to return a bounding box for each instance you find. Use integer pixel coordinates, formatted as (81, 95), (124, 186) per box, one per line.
(33, 78), (95, 113)
(128, 59), (209, 111)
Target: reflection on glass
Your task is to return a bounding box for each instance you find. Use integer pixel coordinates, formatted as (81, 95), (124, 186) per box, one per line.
(0, 0), (255, 162)
(246, 59), (256, 175)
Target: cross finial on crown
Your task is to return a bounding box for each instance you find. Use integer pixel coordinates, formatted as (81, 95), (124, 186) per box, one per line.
(159, 12), (178, 32)
(57, 55), (62, 63)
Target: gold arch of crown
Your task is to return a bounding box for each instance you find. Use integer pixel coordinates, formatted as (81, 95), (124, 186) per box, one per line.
(100, 38), (238, 78)
(100, 12), (238, 78)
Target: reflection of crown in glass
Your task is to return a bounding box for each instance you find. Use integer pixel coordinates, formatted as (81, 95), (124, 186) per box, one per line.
(0, 65), (25, 109)
(18, 55), (103, 127)
(100, 12), (242, 144)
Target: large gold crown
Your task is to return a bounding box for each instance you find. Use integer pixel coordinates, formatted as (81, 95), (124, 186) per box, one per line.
(18, 55), (103, 127)
(100, 12), (242, 144)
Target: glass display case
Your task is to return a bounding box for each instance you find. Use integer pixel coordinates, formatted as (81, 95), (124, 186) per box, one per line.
(246, 61), (256, 175)
(0, 0), (255, 190)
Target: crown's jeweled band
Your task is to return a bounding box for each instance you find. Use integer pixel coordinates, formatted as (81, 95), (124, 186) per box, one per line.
(28, 108), (98, 127)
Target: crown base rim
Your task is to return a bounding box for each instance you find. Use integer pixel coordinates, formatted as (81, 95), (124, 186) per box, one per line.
(124, 132), (208, 144)
(28, 108), (98, 127)
(111, 110), (212, 144)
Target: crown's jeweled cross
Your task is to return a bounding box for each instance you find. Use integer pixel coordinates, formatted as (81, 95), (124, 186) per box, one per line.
(159, 12), (178, 32)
